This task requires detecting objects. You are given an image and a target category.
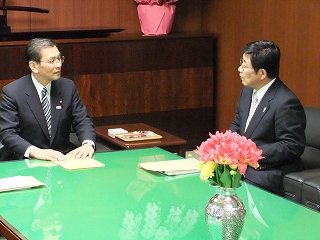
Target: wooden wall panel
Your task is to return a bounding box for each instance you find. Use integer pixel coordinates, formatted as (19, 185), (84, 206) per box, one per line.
(0, 44), (28, 79)
(5, 0), (202, 34)
(6, 0), (31, 30)
(74, 67), (213, 117)
(67, 34), (214, 75)
(30, 0), (120, 29)
(201, 0), (320, 131)
(0, 33), (214, 118)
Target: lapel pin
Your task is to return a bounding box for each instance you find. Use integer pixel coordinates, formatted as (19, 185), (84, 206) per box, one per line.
(56, 100), (63, 109)
(263, 107), (267, 112)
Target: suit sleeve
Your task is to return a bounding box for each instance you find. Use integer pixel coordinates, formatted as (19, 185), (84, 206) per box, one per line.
(257, 95), (306, 166)
(0, 85), (33, 155)
(69, 83), (96, 144)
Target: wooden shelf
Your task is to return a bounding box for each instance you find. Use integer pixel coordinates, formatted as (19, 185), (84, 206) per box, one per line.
(0, 27), (124, 41)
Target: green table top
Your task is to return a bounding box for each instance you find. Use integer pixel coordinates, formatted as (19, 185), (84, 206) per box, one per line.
(0, 147), (319, 240)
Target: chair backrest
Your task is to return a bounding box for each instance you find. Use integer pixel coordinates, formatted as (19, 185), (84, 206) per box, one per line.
(301, 107), (320, 169)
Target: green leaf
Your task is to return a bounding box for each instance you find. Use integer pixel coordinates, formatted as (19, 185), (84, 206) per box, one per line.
(231, 170), (241, 188)
(220, 165), (231, 188)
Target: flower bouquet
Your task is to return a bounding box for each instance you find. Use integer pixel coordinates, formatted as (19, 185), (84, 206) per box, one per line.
(195, 130), (263, 189)
(134, 0), (179, 35)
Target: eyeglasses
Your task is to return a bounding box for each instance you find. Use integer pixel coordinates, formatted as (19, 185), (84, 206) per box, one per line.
(239, 58), (253, 71)
(39, 55), (65, 65)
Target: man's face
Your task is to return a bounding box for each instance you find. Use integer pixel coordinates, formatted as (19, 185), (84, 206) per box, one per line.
(238, 53), (262, 90)
(33, 46), (62, 84)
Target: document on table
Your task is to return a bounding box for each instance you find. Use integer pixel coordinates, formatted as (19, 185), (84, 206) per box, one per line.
(52, 155), (105, 170)
(138, 158), (200, 176)
(0, 176), (45, 193)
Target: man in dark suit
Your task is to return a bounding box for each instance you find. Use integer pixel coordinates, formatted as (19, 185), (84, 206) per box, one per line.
(230, 40), (306, 196)
(0, 38), (96, 161)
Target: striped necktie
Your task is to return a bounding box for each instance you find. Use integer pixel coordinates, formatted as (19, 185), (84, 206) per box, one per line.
(245, 90), (259, 132)
(41, 87), (51, 137)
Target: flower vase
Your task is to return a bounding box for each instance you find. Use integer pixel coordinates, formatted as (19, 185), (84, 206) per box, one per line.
(205, 187), (246, 240)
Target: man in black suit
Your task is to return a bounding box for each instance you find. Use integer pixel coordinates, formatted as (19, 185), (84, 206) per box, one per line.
(0, 38), (96, 161)
(230, 40), (306, 195)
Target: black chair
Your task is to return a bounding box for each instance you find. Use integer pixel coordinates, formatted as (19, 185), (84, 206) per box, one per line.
(283, 107), (320, 211)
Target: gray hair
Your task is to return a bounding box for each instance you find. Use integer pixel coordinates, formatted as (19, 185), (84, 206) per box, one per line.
(25, 38), (56, 70)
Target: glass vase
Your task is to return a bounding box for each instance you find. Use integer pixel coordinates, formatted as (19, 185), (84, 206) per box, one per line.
(205, 186), (246, 240)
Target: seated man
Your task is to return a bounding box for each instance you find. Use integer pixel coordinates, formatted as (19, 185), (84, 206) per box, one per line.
(0, 38), (96, 161)
(230, 40), (306, 195)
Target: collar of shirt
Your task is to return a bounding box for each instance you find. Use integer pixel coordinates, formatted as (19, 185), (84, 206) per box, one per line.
(31, 73), (52, 102)
(254, 78), (276, 102)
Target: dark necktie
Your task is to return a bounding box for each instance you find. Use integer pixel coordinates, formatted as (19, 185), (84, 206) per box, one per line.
(41, 87), (51, 137)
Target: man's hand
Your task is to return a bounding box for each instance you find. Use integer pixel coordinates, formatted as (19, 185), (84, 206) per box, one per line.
(30, 148), (66, 161)
(67, 144), (94, 159)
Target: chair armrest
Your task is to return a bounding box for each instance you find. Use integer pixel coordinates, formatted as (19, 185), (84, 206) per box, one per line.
(302, 177), (320, 211)
(283, 168), (320, 203)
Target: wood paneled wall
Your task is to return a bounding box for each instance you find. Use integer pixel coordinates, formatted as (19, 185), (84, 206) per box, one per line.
(6, 0), (202, 33)
(1, 1), (210, 150)
(0, 34), (214, 117)
(5, 0), (319, 133)
(201, 0), (320, 131)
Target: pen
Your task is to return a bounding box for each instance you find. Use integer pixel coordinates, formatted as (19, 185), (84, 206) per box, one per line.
(123, 133), (146, 138)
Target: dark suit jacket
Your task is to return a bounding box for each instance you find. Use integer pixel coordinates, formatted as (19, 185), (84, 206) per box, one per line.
(0, 75), (96, 160)
(230, 78), (306, 195)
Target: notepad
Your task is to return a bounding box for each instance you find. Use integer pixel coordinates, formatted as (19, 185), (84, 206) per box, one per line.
(138, 158), (200, 176)
(0, 176), (45, 193)
(108, 128), (128, 138)
(52, 155), (105, 170)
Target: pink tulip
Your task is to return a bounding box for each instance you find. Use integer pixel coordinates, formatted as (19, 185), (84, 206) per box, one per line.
(195, 130), (263, 175)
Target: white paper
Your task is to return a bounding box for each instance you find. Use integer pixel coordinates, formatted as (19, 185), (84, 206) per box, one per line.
(52, 155), (105, 170)
(0, 176), (45, 193)
(138, 158), (200, 176)
(108, 128), (128, 138)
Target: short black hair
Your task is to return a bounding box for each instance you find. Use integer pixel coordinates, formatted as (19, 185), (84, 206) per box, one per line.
(242, 40), (280, 79)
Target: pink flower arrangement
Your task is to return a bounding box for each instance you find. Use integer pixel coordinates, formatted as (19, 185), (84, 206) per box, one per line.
(134, 0), (178, 5)
(195, 130), (263, 188)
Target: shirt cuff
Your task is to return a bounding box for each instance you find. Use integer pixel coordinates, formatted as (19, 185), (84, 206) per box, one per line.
(82, 140), (95, 149)
(25, 145), (36, 158)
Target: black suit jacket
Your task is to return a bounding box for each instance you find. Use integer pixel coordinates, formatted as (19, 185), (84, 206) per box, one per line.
(230, 78), (306, 195)
(0, 75), (96, 160)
